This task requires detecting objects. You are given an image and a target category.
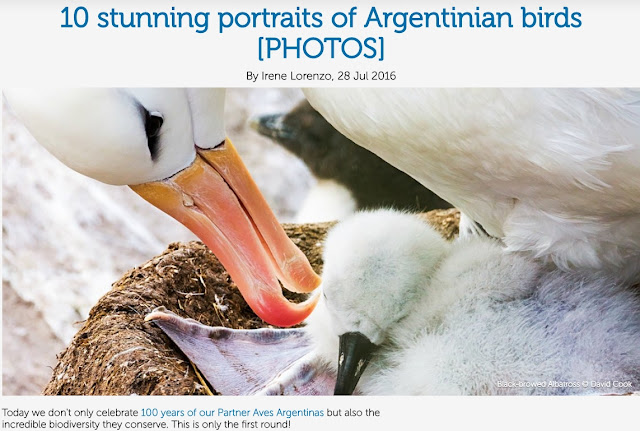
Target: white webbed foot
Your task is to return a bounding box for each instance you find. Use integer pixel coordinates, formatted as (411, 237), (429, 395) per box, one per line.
(145, 307), (335, 395)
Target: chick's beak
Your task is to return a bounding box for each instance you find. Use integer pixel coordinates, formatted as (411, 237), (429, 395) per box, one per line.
(131, 138), (321, 327)
(334, 332), (377, 395)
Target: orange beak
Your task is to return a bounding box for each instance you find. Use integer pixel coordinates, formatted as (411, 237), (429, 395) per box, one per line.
(131, 139), (320, 327)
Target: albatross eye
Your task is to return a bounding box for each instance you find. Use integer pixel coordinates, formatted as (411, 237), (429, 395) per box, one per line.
(145, 111), (163, 160)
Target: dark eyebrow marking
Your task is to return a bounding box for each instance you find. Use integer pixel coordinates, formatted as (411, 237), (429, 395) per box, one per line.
(135, 101), (163, 162)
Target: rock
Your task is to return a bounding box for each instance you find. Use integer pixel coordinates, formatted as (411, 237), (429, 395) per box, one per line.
(3, 282), (65, 395)
(43, 209), (459, 395)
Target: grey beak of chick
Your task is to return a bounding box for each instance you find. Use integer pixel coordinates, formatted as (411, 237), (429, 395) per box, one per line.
(248, 113), (293, 140)
(334, 332), (377, 395)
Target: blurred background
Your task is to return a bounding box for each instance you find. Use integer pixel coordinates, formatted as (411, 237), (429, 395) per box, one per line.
(2, 89), (315, 394)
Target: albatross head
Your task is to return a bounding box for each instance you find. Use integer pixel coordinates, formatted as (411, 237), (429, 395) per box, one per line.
(317, 209), (448, 394)
(4, 88), (320, 327)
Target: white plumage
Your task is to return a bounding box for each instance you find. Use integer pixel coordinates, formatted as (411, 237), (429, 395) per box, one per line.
(306, 210), (640, 395)
(4, 89), (225, 185)
(304, 89), (640, 282)
(3, 88), (322, 327)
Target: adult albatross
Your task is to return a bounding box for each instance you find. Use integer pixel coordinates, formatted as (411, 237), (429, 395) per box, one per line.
(304, 88), (640, 282)
(4, 88), (320, 327)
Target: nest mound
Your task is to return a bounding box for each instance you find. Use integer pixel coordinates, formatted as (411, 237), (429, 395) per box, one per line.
(43, 209), (459, 395)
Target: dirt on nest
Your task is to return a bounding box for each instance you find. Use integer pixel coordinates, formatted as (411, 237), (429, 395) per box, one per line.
(43, 209), (460, 395)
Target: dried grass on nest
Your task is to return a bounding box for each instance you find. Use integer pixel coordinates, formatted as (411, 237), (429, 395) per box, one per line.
(44, 210), (461, 395)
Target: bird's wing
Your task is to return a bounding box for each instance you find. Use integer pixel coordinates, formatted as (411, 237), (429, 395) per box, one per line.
(145, 307), (335, 395)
